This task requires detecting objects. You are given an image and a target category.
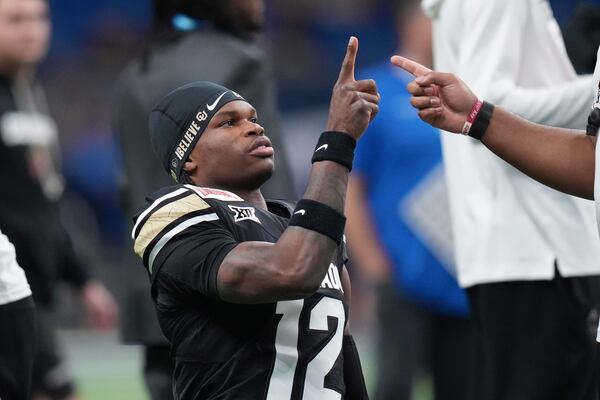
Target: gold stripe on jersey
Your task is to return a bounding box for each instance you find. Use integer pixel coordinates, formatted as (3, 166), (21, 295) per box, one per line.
(134, 193), (210, 258)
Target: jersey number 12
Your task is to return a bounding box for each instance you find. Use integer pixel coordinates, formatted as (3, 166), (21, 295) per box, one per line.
(266, 297), (345, 400)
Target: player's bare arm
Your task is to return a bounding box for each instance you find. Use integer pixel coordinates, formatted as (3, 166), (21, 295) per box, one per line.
(217, 37), (380, 304)
(391, 55), (596, 200)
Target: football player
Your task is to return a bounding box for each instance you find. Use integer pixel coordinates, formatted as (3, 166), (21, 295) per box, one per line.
(132, 37), (377, 399)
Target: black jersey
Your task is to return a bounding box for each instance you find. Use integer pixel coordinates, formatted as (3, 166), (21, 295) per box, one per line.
(132, 184), (349, 400)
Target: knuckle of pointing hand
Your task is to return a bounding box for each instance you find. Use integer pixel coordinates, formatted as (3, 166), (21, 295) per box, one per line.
(418, 110), (431, 120)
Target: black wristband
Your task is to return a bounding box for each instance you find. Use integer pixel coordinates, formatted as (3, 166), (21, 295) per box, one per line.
(586, 107), (600, 136)
(469, 101), (495, 140)
(288, 199), (346, 245)
(311, 131), (356, 171)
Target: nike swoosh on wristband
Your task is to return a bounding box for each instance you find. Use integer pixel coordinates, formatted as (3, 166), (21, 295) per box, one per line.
(207, 92), (228, 111)
(315, 144), (328, 152)
(294, 209), (306, 216)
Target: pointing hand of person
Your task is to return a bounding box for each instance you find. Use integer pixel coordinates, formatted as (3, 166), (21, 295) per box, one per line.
(390, 55), (479, 134)
(327, 36), (381, 141)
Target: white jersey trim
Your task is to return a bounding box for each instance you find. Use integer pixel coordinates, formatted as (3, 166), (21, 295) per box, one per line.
(132, 187), (190, 239)
(148, 212), (219, 274)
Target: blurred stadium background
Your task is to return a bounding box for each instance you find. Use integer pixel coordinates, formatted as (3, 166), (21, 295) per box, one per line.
(38, 0), (600, 398)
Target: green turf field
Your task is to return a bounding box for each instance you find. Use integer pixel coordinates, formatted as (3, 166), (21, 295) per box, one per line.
(61, 330), (147, 400)
(62, 329), (431, 400)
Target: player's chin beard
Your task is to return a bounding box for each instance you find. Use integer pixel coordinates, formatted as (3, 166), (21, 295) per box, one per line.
(243, 166), (273, 191)
(221, 165), (273, 193)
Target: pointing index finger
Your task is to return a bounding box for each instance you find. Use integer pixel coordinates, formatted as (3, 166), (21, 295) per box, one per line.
(390, 55), (431, 77)
(337, 36), (358, 84)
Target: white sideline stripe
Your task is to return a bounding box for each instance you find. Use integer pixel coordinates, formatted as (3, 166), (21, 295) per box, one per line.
(148, 213), (219, 274)
(131, 188), (189, 239)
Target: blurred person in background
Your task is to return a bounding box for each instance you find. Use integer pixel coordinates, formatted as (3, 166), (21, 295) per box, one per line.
(0, 0), (119, 399)
(0, 230), (36, 400)
(113, 1), (296, 398)
(419, 0), (600, 398)
(345, 1), (471, 399)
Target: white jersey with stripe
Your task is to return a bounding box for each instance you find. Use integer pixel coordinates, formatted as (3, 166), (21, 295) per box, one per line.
(0, 229), (31, 305)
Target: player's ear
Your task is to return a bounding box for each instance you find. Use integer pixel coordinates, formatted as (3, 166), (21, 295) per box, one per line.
(182, 159), (197, 175)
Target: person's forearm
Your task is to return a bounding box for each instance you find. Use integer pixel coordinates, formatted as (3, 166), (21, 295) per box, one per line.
(481, 106), (596, 199)
(304, 160), (348, 212)
(345, 175), (390, 281)
(59, 230), (91, 289)
(268, 159), (350, 290)
(217, 160), (349, 303)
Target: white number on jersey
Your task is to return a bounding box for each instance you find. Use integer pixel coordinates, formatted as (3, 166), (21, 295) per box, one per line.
(266, 297), (345, 399)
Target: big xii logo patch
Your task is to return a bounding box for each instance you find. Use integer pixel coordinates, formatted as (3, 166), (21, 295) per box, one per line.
(229, 205), (261, 224)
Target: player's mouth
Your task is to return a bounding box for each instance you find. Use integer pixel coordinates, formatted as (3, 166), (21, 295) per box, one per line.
(248, 136), (274, 157)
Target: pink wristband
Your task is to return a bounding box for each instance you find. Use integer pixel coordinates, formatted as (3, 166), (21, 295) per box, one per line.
(461, 99), (483, 135)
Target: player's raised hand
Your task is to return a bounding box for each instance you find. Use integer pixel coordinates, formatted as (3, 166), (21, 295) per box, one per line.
(390, 55), (478, 133)
(327, 36), (380, 141)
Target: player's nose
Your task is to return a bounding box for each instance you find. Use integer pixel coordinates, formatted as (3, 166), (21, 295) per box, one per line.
(245, 121), (265, 136)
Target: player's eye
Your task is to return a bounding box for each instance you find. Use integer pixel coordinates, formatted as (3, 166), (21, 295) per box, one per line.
(219, 119), (235, 127)
(249, 117), (258, 124)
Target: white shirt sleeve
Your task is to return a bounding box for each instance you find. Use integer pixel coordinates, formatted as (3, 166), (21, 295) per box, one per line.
(458, 0), (592, 128)
(0, 230), (31, 305)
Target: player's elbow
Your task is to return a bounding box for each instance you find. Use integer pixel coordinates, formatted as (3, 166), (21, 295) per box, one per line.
(275, 263), (324, 298)
(216, 260), (322, 302)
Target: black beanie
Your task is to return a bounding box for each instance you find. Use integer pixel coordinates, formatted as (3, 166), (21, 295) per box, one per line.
(149, 81), (246, 182)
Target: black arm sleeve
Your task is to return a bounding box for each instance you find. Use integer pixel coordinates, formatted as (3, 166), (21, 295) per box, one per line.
(152, 220), (239, 300)
(343, 335), (369, 400)
(60, 244), (90, 289)
(56, 218), (90, 290)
